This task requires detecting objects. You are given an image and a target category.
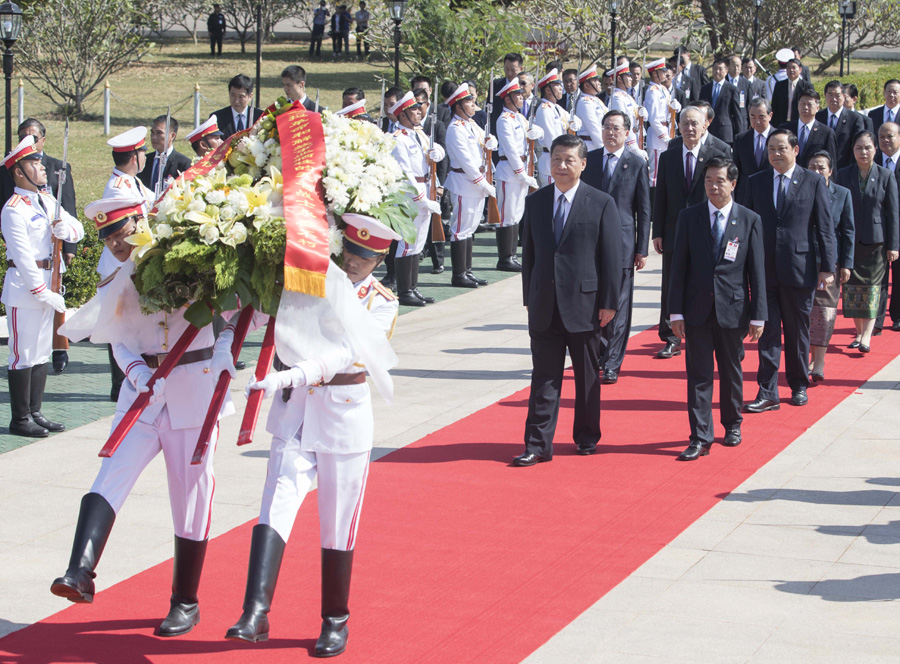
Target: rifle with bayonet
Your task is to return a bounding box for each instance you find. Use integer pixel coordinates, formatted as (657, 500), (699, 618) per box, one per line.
(379, 79), (385, 129)
(526, 68), (540, 193)
(484, 71), (501, 225)
(428, 83), (445, 242)
(154, 106), (171, 202)
(50, 118), (69, 355)
(314, 89), (320, 113)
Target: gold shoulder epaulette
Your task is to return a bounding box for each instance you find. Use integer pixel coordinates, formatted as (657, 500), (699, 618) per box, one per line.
(373, 281), (396, 301)
(7, 194), (22, 208)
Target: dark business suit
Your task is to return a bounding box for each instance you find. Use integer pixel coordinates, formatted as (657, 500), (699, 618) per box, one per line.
(300, 96), (320, 113)
(733, 129), (771, 200)
(653, 139), (731, 343)
(668, 134), (733, 160)
(700, 80), (746, 144)
(816, 108), (866, 169)
(435, 103), (452, 125)
(137, 149), (192, 191)
(675, 64), (707, 102)
(583, 148), (652, 373)
(779, 120), (838, 169)
(669, 201), (766, 444)
(738, 76), (766, 108)
(868, 105), (900, 137)
(771, 78), (814, 127)
(825, 180), (856, 270)
(875, 153), (900, 327)
(521, 182), (623, 456)
(211, 106), (264, 138)
(739, 166), (836, 401)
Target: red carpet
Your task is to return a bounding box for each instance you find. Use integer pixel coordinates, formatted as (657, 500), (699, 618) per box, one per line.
(3, 322), (899, 664)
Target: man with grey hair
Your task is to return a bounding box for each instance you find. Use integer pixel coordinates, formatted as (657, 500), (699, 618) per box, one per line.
(733, 97), (774, 199)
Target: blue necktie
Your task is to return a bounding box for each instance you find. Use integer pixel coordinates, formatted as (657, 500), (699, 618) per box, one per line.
(712, 82), (720, 107)
(799, 125), (809, 155)
(553, 194), (566, 245)
(151, 156), (160, 190)
(236, 113), (245, 132)
(712, 210), (724, 258)
(829, 114), (837, 129)
(755, 133), (764, 167)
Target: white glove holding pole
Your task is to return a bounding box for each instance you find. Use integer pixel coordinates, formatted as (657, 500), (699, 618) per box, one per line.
(51, 220), (73, 241)
(484, 135), (498, 151)
(211, 327), (237, 379)
(526, 126), (544, 141)
(246, 367), (307, 399)
(419, 197), (442, 216)
(637, 107), (649, 120)
(478, 179), (497, 199)
(518, 173), (539, 189)
(132, 367), (166, 406)
(669, 99), (682, 113)
(427, 145), (446, 162)
(568, 116), (583, 132)
(35, 289), (66, 313)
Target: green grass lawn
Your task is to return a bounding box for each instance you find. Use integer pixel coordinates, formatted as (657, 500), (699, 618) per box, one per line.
(16, 39), (395, 205)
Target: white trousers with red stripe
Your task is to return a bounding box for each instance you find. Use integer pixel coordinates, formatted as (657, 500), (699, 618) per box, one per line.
(7, 305), (52, 369)
(396, 204), (430, 257)
(447, 193), (485, 242)
(496, 178), (528, 228)
(648, 148), (663, 187)
(89, 406), (217, 541)
(259, 433), (370, 550)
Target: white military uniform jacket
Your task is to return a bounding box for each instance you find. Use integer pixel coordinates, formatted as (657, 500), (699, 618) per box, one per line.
(534, 98), (570, 178)
(644, 82), (674, 152)
(103, 168), (154, 210)
(495, 109), (529, 183)
(0, 187), (84, 310)
(574, 93), (607, 151)
(265, 274), (398, 454)
(445, 114), (489, 198)
(391, 126), (431, 203)
(609, 88), (641, 150)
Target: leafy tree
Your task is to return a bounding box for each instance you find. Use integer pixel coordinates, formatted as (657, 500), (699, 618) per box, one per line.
(221, 0), (305, 52)
(17, 0), (153, 117)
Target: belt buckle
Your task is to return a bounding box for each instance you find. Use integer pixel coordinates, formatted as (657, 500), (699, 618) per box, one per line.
(155, 352), (168, 366)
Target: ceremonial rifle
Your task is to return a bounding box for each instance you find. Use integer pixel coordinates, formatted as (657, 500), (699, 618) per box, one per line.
(753, 59), (771, 77)
(154, 106), (171, 202)
(314, 89), (320, 113)
(428, 83), (445, 242)
(484, 71), (501, 225)
(50, 118), (69, 355)
(568, 89), (580, 136)
(379, 79), (385, 129)
(526, 74), (539, 194)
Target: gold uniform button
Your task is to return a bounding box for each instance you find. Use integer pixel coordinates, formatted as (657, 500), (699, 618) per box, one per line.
(308, 388), (314, 394)
(345, 398), (351, 403)
(158, 321), (165, 327)
(203, 368), (210, 373)
(161, 344), (168, 351)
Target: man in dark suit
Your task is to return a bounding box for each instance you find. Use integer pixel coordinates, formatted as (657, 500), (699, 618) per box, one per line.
(733, 98), (773, 199)
(792, 48), (812, 83)
(558, 68), (579, 112)
(138, 115), (192, 194)
(515, 134), (622, 466)
(739, 129), (836, 411)
(378, 87), (403, 133)
(739, 57), (767, 122)
(211, 74), (263, 138)
(818, 80), (867, 169)
(281, 65), (320, 112)
(491, 52), (524, 129)
(699, 58), (745, 145)
(669, 101), (734, 157)
(582, 110), (651, 384)
(780, 90), (837, 168)
(771, 60), (814, 127)
(868, 79), (900, 137)
(875, 121), (900, 332)
(653, 106), (731, 359)
(672, 46), (708, 102)
(669, 157), (767, 460)
(665, 61), (689, 113)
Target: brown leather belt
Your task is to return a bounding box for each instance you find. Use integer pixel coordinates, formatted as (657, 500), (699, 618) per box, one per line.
(8, 259), (51, 270)
(141, 347), (213, 369)
(414, 176), (428, 183)
(577, 135), (592, 141)
(498, 155), (526, 162)
(325, 372), (367, 386)
(451, 167), (465, 173)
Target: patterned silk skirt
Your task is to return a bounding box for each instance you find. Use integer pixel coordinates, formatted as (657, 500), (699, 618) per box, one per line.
(843, 242), (885, 319)
(810, 280), (840, 346)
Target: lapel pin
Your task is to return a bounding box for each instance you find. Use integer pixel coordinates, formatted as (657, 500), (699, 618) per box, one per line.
(623, 164), (628, 169)
(699, 157), (704, 162)
(793, 179), (798, 184)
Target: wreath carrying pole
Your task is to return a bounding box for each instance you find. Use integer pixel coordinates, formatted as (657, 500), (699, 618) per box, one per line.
(237, 317), (276, 446)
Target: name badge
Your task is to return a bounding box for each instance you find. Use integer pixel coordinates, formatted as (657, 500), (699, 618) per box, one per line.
(739, 91), (746, 108)
(724, 237), (739, 262)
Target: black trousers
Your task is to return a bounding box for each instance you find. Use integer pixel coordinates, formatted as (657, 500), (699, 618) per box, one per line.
(524, 304), (603, 457)
(875, 256), (900, 328)
(310, 24), (325, 55)
(658, 250), (677, 343)
(685, 312), (746, 444)
(756, 284), (814, 401)
(356, 28), (369, 54)
(602, 267), (635, 372)
(209, 32), (223, 55)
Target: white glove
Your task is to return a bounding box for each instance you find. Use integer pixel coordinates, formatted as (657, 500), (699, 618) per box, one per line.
(484, 135), (498, 151)
(669, 99), (682, 113)
(419, 197), (442, 216)
(637, 107), (649, 120)
(51, 221), (72, 241)
(427, 145), (446, 162)
(518, 173), (539, 189)
(568, 115), (583, 132)
(479, 180), (497, 199)
(211, 327), (237, 379)
(132, 368), (166, 406)
(35, 289), (66, 313)
(526, 126), (544, 141)
(245, 367), (307, 399)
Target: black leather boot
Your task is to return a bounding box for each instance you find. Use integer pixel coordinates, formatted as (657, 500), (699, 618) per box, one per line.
(52, 350), (69, 374)
(8, 368), (48, 438)
(51, 493), (116, 603)
(496, 226), (522, 272)
(225, 524), (286, 643)
(157, 536), (208, 637)
(395, 256), (424, 306)
(450, 240), (477, 288)
(466, 237), (488, 285)
(380, 241), (397, 290)
(410, 255), (434, 303)
(314, 548), (354, 658)
(30, 363), (65, 432)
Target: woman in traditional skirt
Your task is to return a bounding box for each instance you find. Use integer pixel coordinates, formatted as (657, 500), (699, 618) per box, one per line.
(806, 151), (854, 381)
(835, 131), (900, 353)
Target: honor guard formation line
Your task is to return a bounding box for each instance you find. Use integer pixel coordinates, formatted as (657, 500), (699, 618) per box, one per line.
(3, 38), (900, 661)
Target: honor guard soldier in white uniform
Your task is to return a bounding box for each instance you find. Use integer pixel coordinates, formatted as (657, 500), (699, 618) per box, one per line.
(225, 215), (399, 659)
(1, 136), (84, 437)
(103, 126), (154, 207)
(335, 98), (372, 123)
(609, 61), (648, 159)
(495, 78), (542, 272)
(51, 197), (239, 638)
(444, 82), (498, 288)
(574, 65), (607, 151)
(766, 48), (793, 101)
(185, 116), (225, 158)
(534, 68), (581, 187)
(644, 58), (682, 186)
(388, 91), (444, 306)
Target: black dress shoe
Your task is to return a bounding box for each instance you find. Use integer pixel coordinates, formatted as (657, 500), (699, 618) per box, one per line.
(722, 429), (742, 446)
(656, 341), (681, 359)
(412, 288), (435, 304)
(31, 412), (65, 432)
(790, 389), (808, 406)
(576, 445), (597, 455)
(398, 292), (426, 307)
(235, 360), (246, 371)
(9, 416), (49, 438)
(601, 369), (618, 384)
(892, 320), (900, 331)
(677, 441), (709, 461)
(431, 265), (444, 274)
(512, 452), (551, 467)
(496, 258), (523, 272)
(848, 340), (861, 349)
(466, 270), (488, 286)
(744, 397), (780, 413)
(860, 344), (871, 354)
(873, 328), (883, 336)
(451, 273), (479, 288)
(52, 351), (69, 374)
(315, 615), (349, 657)
(810, 372), (824, 383)
(51, 567), (96, 603)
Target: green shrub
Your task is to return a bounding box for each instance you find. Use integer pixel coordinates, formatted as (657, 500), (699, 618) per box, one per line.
(813, 63), (900, 109)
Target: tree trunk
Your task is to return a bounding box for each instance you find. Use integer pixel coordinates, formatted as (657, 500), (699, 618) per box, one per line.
(698, 0), (720, 52)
